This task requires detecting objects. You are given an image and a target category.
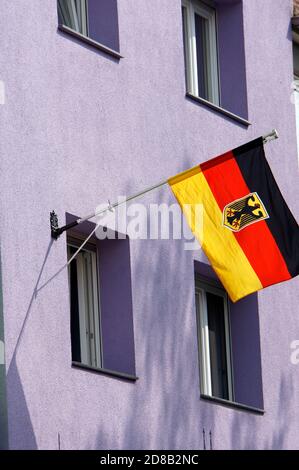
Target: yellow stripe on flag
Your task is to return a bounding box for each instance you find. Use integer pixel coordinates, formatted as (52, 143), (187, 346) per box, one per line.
(169, 167), (263, 302)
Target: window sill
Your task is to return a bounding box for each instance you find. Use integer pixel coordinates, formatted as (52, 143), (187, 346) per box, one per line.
(200, 394), (265, 415)
(186, 92), (251, 127)
(72, 361), (138, 382)
(58, 24), (123, 60)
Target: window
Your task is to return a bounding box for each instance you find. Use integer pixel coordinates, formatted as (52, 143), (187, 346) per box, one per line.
(194, 263), (264, 412)
(66, 214), (136, 380)
(182, 1), (249, 122)
(58, 0), (120, 53)
(68, 239), (102, 368)
(182, 0), (220, 105)
(195, 279), (233, 400)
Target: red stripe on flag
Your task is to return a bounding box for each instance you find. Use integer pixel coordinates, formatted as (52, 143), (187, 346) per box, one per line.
(200, 152), (291, 287)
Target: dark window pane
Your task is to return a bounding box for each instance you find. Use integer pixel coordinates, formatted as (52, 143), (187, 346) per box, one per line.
(293, 43), (299, 76)
(195, 13), (209, 100)
(207, 293), (229, 400)
(69, 247), (81, 363)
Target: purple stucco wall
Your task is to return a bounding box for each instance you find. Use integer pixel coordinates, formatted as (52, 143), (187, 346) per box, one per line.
(0, 0), (299, 449)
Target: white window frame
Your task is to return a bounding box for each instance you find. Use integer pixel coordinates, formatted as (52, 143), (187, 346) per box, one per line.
(195, 281), (234, 401)
(79, 0), (88, 37)
(68, 241), (102, 368)
(182, 0), (220, 105)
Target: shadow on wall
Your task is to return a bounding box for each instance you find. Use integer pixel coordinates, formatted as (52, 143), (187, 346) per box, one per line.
(229, 372), (294, 450)
(91, 159), (218, 450)
(6, 240), (54, 449)
(6, 359), (37, 450)
(5, 179), (295, 449)
(90, 169), (295, 450)
(0, 249), (9, 449)
(91, 213), (296, 448)
(264, 373), (294, 449)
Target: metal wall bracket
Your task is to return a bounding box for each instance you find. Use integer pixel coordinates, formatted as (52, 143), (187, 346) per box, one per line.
(50, 211), (80, 239)
(50, 211), (60, 239)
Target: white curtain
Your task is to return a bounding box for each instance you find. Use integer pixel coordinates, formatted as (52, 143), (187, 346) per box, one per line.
(58, 0), (88, 36)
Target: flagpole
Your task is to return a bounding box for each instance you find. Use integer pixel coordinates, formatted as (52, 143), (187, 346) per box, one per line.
(50, 129), (278, 239)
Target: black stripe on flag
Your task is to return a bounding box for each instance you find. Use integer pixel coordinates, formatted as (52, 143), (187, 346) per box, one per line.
(233, 139), (299, 278)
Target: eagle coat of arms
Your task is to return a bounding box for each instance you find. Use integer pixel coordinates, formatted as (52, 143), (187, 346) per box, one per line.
(223, 192), (269, 232)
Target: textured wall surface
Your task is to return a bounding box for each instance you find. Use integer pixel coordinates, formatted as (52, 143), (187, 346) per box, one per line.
(0, 0), (299, 449)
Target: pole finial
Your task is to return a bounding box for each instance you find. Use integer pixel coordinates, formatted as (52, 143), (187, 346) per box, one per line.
(263, 129), (279, 144)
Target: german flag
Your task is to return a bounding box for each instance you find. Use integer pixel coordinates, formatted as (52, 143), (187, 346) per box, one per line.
(168, 137), (299, 302)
